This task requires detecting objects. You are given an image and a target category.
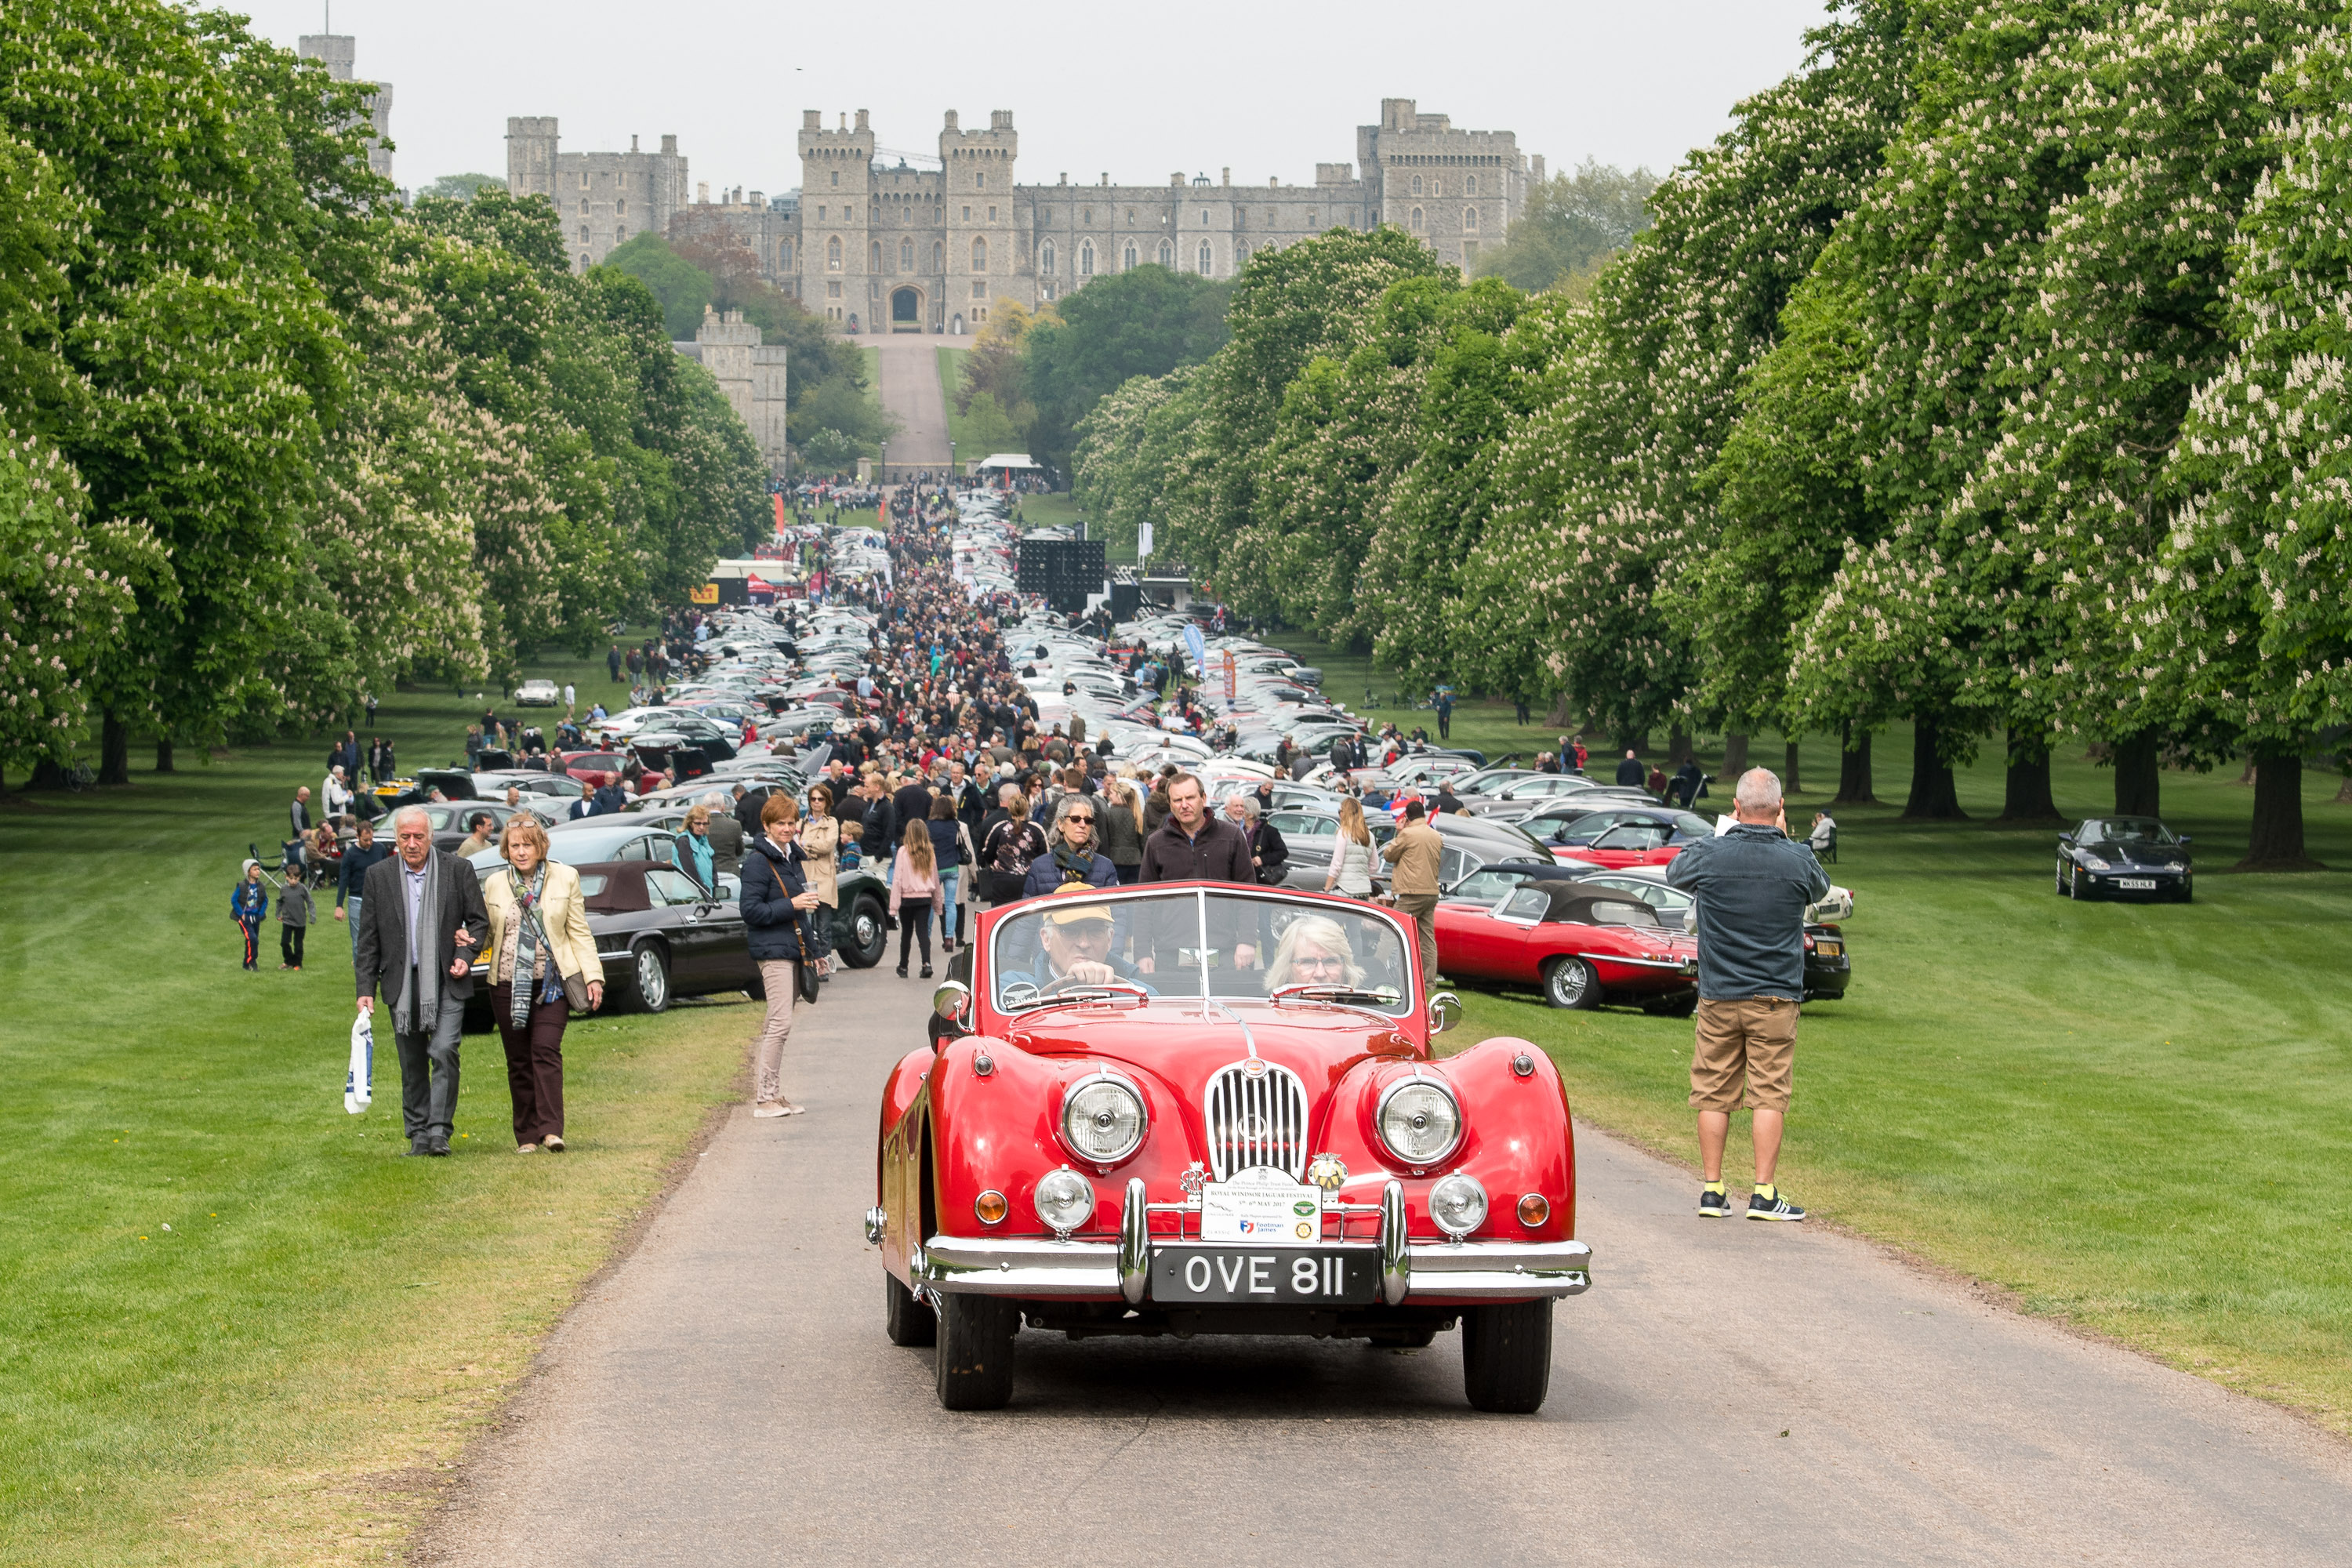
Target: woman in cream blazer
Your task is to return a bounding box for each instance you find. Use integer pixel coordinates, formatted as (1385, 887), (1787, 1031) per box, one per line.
(797, 784), (842, 978)
(481, 815), (601, 1152)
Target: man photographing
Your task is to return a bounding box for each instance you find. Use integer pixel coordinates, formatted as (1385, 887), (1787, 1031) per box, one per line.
(1665, 768), (1829, 1221)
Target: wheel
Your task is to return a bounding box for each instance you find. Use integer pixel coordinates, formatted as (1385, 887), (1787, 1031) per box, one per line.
(1643, 989), (1697, 1018)
(2068, 864), (2085, 901)
(624, 942), (671, 1013)
(1461, 1298), (1554, 1414)
(1542, 956), (1600, 1010)
(884, 1270), (935, 1347)
(841, 893), (889, 969)
(934, 1293), (1018, 1410)
(2056, 858), (2069, 895)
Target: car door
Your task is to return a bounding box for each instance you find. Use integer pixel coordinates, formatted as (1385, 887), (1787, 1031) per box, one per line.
(644, 866), (720, 989)
(1436, 867), (1534, 977)
(1484, 884), (1554, 982)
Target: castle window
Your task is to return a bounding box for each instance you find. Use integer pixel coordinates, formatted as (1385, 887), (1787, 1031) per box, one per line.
(901, 238), (914, 270)
(1197, 241), (1213, 275)
(616, 198), (627, 216)
(934, 241), (945, 271)
(828, 281), (841, 298)
(827, 235), (842, 270)
(579, 225), (589, 242)
(963, 205), (971, 221)
(1080, 241), (1094, 275)
(971, 281), (985, 299)
(580, 172), (590, 189)
(1266, 209), (1276, 226)
(1201, 209), (1210, 226)
(1307, 211), (1317, 229)
(1083, 206), (1092, 223)
(1410, 207), (1424, 232)
(971, 236), (988, 272)
(1432, 179), (1443, 198)
(870, 239), (882, 270)
(817, 205), (826, 220)
(780, 239), (793, 270)
(1126, 208), (1134, 224)
(579, 199), (589, 216)
(1040, 239), (1056, 276)
(831, 171), (840, 187)
(616, 227), (626, 243)
(1463, 206), (1479, 232)
(1411, 175), (1422, 195)
(579, 252), (590, 269)
(1123, 242), (1137, 270)
(1465, 175), (1478, 196)
(872, 203), (880, 222)
(1156, 239), (1172, 267)
(976, 172), (986, 189)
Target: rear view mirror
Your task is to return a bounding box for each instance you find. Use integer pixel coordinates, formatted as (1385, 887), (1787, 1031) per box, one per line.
(1428, 991), (1462, 1035)
(931, 979), (972, 1036)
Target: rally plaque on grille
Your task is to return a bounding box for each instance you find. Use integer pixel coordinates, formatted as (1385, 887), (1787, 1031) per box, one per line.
(1150, 1245), (1379, 1305)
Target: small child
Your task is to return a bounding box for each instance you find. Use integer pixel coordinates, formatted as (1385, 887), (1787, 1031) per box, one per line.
(277, 874), (314, 971)
(231, 862), (268, 971)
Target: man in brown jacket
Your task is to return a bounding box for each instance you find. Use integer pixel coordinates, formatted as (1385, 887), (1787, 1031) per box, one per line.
(1138, 774), (1254, 883)
(1381, 800), (1446, 985)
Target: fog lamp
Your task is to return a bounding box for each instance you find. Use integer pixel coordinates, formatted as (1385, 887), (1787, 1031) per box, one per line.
(1033, 1167), (1096, 1236)
(1428, 1173), (1489, 1239)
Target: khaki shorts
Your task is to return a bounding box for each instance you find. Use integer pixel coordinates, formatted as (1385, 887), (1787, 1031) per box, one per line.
(1690, 996), (1798, 1113)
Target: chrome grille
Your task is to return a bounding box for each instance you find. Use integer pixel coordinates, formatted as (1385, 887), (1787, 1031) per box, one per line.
(1203, 1060), (1310, 1181)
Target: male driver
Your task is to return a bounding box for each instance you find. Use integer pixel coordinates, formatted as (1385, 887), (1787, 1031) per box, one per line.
(354, 805), (489, 1157)
(1002, 898), (1151, 997)
(1381, 799), (1445, 985)
(1666, 768), (1830, 1221)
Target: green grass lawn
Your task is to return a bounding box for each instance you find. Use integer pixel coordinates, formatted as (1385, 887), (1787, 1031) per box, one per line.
(0, 641), (759, 1566)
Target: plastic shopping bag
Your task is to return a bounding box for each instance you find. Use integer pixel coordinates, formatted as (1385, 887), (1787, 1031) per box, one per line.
(344, 1011), (373, 1114)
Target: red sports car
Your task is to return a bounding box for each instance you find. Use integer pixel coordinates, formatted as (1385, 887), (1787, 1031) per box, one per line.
(1436, 880), (1700, 1011)
(1537, 806), (1714, 869)
(872, 882), (1592, 1413)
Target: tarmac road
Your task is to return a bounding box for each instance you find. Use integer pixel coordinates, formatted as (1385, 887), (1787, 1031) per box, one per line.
(417, 962), (2352, 1567)
(869, 336), (956, 471)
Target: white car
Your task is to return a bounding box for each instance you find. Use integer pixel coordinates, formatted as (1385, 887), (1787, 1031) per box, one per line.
(514, 678), (561, 706)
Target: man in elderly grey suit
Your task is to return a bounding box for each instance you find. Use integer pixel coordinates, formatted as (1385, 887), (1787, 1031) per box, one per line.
(354, 804), (490, 1156)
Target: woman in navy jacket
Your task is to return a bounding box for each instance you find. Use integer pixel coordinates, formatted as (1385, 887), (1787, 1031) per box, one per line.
(1022, 793), (1120, 898)
(739, 793), (822, 1118)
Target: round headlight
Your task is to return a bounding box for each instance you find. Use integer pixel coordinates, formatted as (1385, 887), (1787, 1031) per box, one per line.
(1377, 1076), (1464, 1167)
(1062, 1075), (1147, 1163)
(1429, 1174), (1489, 1238)
(1033, 1167), (1097, 1235)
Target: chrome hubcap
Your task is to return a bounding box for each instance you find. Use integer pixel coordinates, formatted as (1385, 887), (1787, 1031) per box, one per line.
(637, 949), (664, 1004)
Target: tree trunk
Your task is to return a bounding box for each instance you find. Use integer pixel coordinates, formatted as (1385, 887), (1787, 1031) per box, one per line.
(2336, 771), (2352, 804)
(1784, 741), (1802, 797)
(99, 713), (130, 787)
(1615, 728), (1649, 757)
(1544, 692), (1574, 728)
(1997, 729), (2060, 822)
(2112, 731), (2160, 817)
(1668, 725), (1692, 766)
(27, 757), (66, 789)
(155, 737), (175, 774)
(1901, 718), (1966, 819)
(1721, 732), (1750, 778)
(1832, 724), (1875, 806)
(2240, 750), (2324, 870)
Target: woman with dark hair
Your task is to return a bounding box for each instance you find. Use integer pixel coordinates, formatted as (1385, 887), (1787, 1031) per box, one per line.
(925, 795), (965, 953)
(798, 782), (841, 982)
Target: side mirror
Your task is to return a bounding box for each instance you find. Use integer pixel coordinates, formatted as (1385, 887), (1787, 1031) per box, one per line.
(2177, 834), (2192, 846)
(1428, 991), (1462, 1035)
(931, 978), (971, 1017)
(1682, 908), (1696, 934)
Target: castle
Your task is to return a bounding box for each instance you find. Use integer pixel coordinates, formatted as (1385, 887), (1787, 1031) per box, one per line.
(506, 100), (1537, 335)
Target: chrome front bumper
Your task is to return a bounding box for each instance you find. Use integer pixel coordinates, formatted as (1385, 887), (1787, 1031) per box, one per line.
(914, 1178), (1593, 1303)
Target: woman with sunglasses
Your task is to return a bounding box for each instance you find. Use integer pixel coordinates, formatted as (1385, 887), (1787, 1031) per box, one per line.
(1021, 792), (1119, 898)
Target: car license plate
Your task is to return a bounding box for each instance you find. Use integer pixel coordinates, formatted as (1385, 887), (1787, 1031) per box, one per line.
(1813, 941), (1842, 957)
(2118, 877), (2156, 890)
(1150, 1246), (1378, 1305)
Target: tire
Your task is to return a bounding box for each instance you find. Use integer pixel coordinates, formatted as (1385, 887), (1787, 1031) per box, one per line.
(2068, 865), (2086, 901)
(841, 893), (889, 969)
(2056, 858), (2069, 895)
(934, 1293), (1018, 1410)
(1542, 956), (1600, 1011)
(1643, 990), (1697, 1018)
(1461, 1298), (1554, 1414)
(884, 1270), (935, 1347)
(624, 942), (671, 1013)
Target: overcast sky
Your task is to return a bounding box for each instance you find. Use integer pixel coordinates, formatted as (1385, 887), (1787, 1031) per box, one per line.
(239, 1), (1832, 196)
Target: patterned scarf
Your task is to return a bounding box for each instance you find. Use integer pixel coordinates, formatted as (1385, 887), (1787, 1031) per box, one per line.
(396, 849), (443, 1036)
(1050, 836), (1096, 888)
(506, 864), (558, 1026)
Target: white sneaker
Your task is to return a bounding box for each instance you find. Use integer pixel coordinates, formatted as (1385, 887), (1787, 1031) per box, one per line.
(751, 1102), (788, 1119)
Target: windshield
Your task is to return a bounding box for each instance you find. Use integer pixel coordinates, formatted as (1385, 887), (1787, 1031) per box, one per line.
(989, 888), (1412, 1017)
(2081, 818), (2176, 846)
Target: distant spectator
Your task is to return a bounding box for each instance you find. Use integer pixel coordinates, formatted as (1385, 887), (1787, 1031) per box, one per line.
(335, 820), (391, 937)
(1809, 811), (1838, 856)
(1615, 749), (1644, 788)
(1381, 800), (1444, 984)
(277, 872), (313, 971)
(675, 804), (718, 894)
(456, 812), (497, 859)
(286, 786), (314, 871)
(1671, 759), (1705, 809)
(232, 861), (268, 971)
(701, 791), (746, 877)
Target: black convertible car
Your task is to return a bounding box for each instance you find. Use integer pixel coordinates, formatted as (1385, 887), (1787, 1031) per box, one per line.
(2056, 817), (2193, 902)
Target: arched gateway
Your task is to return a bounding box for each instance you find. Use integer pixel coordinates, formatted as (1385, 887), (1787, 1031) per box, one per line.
(891, 286), (924, 332)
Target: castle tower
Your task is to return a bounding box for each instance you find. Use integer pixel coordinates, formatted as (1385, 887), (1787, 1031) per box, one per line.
(939, 109), (1022, 332)
(509, 120), (689, 273)
(1356, 98), (1524, 272)
(505, 116), (558, 204)
(798, 110), (877, 328)
(299, 34), (394, 183)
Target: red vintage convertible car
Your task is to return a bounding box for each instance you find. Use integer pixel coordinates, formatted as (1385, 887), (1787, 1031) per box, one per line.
(1436, 880), (1700, 1011)
(869, 882), (1592, 1413)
